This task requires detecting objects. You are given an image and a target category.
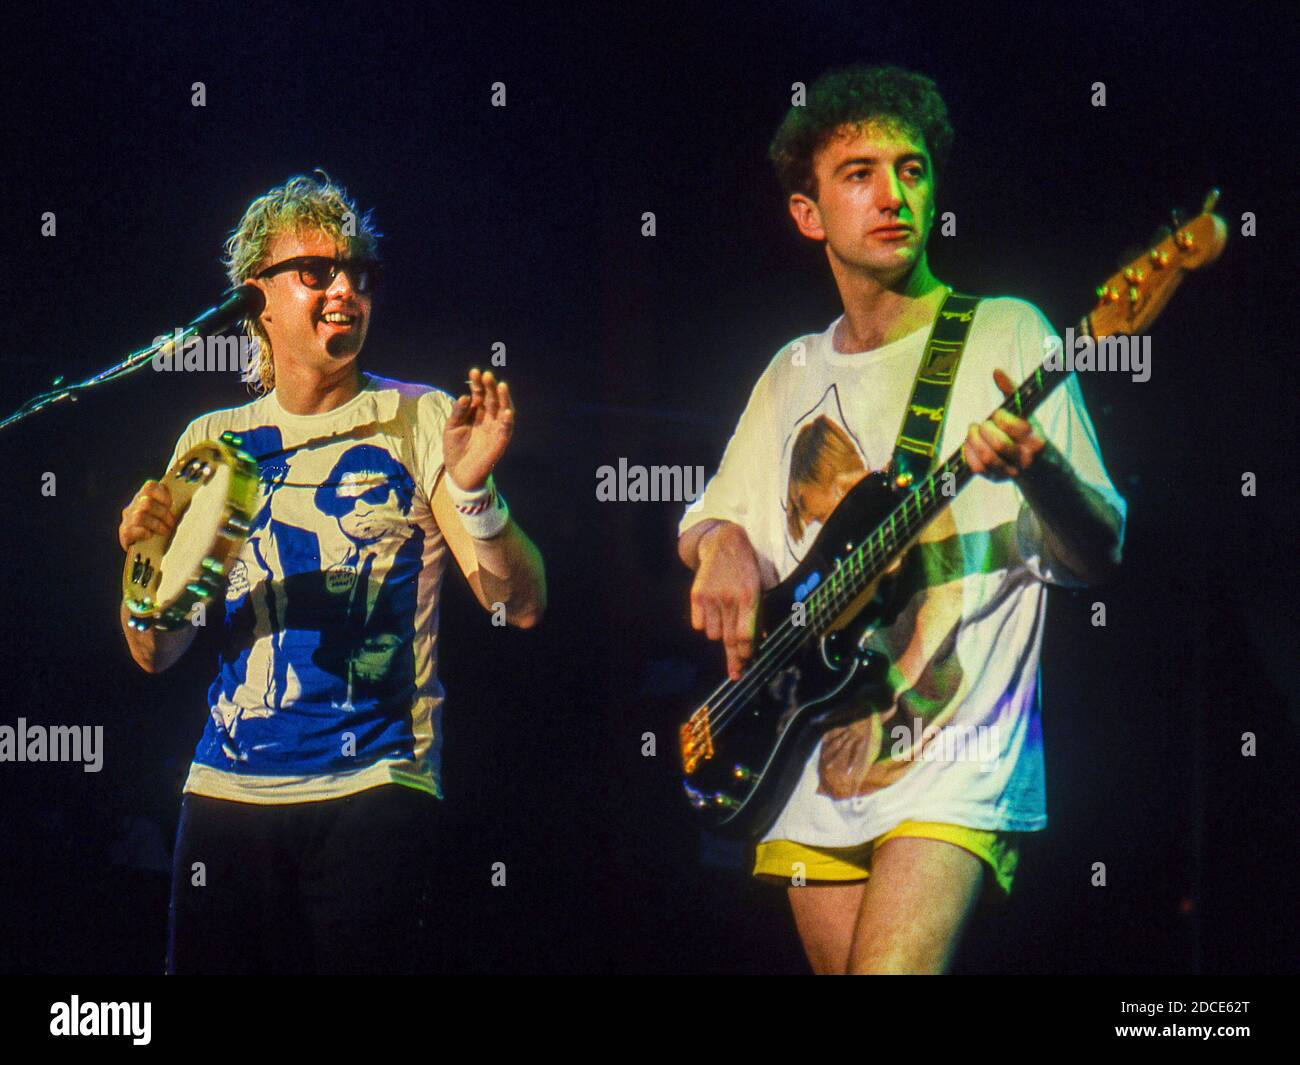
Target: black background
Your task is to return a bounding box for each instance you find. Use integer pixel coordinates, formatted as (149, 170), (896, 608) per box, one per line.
(0, 1), (1295, 974)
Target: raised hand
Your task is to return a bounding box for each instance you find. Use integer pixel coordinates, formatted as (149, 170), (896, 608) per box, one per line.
(443, 368), (515, 490)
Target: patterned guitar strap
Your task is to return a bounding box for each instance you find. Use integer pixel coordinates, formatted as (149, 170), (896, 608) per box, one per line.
(890, 290), (982, 489)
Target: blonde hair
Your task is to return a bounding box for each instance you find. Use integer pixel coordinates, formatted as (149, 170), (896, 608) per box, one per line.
(222, 170), (381, 394)
(786, 415), (865, 540)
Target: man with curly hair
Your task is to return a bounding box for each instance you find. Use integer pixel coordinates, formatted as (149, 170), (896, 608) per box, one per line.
(678, 67), (1126, 974)
(117, 172), (547, 974)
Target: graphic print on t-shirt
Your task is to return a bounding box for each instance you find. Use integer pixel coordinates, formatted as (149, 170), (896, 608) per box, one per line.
(776, 384), (972, 800)
(311, 444), (421, 714)
(780, 384), (875, 560)
(199, 427), (424, 776)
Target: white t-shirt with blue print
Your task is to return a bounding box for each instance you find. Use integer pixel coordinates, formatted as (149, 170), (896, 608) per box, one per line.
(164, 372), (456, 803)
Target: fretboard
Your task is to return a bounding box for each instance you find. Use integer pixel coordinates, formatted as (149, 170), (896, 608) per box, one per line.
(802, 315), (1087, 633)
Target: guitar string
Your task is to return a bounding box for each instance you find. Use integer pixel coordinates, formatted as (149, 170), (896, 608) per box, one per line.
(702, 472), (948, 739)
(701, 367), (1045, 738)
(692, 364), (1058, 745)
(701, 362), (1057, 739)
(702, 470), (950, 740)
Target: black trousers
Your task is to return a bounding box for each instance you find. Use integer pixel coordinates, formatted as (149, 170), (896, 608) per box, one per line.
(167, 783), (439, 974)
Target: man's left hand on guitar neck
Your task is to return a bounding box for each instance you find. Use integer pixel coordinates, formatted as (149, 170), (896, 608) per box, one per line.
(963, 368), (1123, 586)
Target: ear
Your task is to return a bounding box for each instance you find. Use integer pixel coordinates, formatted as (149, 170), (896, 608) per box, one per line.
(787, 193), (826, 242)
(249, 278), (272, 322)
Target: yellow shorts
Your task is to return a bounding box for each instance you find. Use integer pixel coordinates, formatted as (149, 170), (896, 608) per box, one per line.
(753, 820), (1020, 898)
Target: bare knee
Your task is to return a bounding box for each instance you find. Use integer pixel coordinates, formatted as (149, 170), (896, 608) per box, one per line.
(787, 882), (864, 975)
(847, 937), (953, 975)
(844, 838), (984, 975)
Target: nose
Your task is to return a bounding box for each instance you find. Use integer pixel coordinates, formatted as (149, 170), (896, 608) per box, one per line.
(325, 268), (356, 300)
(874, 168), (905, 214)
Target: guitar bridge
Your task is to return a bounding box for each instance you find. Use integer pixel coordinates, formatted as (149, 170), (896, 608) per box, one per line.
(679, 706), (714, 775)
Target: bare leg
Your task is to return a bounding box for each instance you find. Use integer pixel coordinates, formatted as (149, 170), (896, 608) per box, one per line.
(786, 881), (865, 975)
(846, 837), (984, 974)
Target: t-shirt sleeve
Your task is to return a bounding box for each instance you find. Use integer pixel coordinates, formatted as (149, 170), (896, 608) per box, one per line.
(678, 364), (780, 575)
(412, 388), (457, 507)
(1009, 303), (1129, 586)
(163, 416), (207, 475)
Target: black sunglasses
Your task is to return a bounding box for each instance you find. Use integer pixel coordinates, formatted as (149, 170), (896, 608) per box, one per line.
(255, 255), (379, 294)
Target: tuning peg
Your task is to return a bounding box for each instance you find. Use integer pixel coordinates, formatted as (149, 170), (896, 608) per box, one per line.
(1201, 187), (1220, 213)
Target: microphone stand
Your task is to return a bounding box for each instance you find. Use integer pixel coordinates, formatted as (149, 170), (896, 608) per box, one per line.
(0, 337), (168, 433)
(0, 287), (262, 434)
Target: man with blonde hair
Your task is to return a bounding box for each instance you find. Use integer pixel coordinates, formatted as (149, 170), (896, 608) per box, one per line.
(118, 172), (546, 974)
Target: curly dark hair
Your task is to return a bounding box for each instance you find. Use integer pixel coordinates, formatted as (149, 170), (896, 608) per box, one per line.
(769, 65), (954, 200)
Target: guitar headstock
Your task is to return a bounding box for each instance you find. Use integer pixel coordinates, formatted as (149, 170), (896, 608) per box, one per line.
(1087, 189), (1228, 339)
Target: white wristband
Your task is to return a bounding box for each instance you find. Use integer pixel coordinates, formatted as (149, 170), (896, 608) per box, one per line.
(444, 471), (509, 540)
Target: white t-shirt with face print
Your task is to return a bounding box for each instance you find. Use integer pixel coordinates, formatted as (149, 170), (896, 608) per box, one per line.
(679, 298), (1127, 845)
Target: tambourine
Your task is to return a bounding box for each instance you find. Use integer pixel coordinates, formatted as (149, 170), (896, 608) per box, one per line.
(122, 431), (259, 631)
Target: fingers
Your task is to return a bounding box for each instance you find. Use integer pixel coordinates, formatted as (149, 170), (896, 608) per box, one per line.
(720, 599), (738, 663)
(122, 514), (171, 545)
(467, 367), (485, 405)
(463, 369), (511, 421)
(984, 369), (1031, 436)
(964, 371), (1045, 482)
(132, 481), (175, 526)
(495, 381), (514, 433)
(978, 420), (1017, 459)
(720, 599), (752, 681)
(467, 367), (490, 415)
(965, 422), (1016, 479)
(447, 393), (473, 427)
(704, 601), (723, 642)
(119, 480), (176, 551)
(691, 582), (757, 680)
(966, 415), (1046, 479)
(729, 595), (757, 680)
(480, 370), (499, 417)
(150, 481), (170, 502)
(991, 407), (1030, 439)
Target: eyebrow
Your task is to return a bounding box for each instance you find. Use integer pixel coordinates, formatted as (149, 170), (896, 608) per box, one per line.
(834, 152), (929, 175)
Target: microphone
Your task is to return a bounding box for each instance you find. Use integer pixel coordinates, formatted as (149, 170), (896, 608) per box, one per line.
(186, 284), (266, 334)
(150, 284), (266, 375)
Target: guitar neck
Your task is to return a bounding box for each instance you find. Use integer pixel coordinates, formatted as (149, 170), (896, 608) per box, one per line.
(803, 313), (1090, 633)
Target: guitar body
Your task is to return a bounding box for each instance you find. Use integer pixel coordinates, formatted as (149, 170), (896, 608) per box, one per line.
(680, 470), (899, 839)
